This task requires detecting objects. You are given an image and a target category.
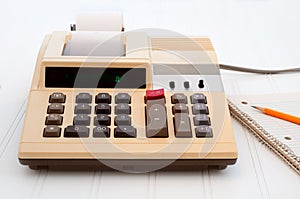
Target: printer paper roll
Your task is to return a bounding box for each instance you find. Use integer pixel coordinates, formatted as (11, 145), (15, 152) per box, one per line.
(63, 31), (125, 56)
(76, 13), (123, 31)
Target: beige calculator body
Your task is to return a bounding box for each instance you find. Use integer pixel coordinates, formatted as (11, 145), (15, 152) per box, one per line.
(18, 28), (237, 172)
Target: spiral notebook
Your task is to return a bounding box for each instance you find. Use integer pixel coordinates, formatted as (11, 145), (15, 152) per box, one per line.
(227, 92), (300, 175)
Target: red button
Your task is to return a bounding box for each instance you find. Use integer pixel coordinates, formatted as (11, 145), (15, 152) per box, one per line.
(146, 88), (165, 101)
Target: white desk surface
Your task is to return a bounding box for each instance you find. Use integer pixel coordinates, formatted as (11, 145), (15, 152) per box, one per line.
(1, 0), (300, 198)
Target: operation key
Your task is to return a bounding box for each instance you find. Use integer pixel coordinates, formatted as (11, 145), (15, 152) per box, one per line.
(146, 98), (168, 138)
(174, 113), (192, 138)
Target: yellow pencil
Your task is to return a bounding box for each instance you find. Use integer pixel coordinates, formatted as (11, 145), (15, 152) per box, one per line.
(251, 106), (300, 125)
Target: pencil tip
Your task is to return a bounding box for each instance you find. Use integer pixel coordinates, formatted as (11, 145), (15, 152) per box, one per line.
(250, 105), (257, 109)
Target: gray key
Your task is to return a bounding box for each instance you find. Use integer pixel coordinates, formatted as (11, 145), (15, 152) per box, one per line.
(172, 103), (188, 114)
(75, 103), (91, 114)
(193, 114), (210, 126)
(191, 93), (207, 104)
(73, 115), (90, 126)
(174, 113), (192, 137)
(114, 114), (131, 126)
(195, 126), (213, 137)
(192, 103), (209, 115)
(115, 103), (131, 114)
(76, 93), (92, 103)
(115, 93), (131, 104)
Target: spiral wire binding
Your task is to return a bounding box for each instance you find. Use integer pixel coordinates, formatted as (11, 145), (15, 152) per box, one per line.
(228, 100), (300, 175)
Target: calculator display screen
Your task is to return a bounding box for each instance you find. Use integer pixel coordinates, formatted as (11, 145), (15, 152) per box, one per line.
(45, 67), (146, 88)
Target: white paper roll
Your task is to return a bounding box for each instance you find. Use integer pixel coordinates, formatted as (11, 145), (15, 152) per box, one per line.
(63, 31), (125, 56)
(76, 13), (123, 31)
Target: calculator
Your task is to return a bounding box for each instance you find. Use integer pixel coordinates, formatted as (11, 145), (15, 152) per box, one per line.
(18, 27), (237, 172)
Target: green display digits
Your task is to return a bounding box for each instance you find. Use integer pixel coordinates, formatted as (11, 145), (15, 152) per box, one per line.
(115, 76), (121, 83)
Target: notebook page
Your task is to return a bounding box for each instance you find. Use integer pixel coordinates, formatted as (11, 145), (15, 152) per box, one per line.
(228, 92), (300, 157)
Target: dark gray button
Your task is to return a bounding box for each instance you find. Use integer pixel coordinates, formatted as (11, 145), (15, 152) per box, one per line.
(114, 114), (131, 126)
(95, 103), (111, 114)
(73, 115), (90, 126)
(95, 93), (111, 103)
(184, 81), (190, 89)
(115, 93), (131, 104)
(115, 103), (131, 114)
(43, 125), (61, 137)
(172, 103), (188, 114)
(49, 92), (66, 103)
(191, 93), (207, 104)
(174, 113), (192, 138)
(45, 114), (63, 125)
(47, 103), (64, 114)
(64, 125), (89, 137)
(93, 126), (110, 138)
(194, 114), (210, 126)
(75, 103), (91, 114)
(94, 114), (111, 126)
(171, 93), (187, 104)
(192, 103), (209, 115)
(114, 126), (136, 138)
(195, 126), (213, 137)
(76, 93), (92, 103)
(146, 98), (168, 138)
(169, 81), (175, 89)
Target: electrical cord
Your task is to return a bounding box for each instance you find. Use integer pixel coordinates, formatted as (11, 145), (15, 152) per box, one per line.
(219, 64), (300, 74)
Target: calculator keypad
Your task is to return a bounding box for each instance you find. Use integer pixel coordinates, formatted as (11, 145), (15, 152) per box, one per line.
(43, 92), (213, 138)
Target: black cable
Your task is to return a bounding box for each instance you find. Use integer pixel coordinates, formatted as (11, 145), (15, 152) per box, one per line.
(219, 64), (300, 74)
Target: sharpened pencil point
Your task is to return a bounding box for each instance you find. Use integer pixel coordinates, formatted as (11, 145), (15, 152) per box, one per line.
(250, 105), (263, 112)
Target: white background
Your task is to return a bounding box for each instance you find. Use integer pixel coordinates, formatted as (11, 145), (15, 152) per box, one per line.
(1, 0), (300, 198)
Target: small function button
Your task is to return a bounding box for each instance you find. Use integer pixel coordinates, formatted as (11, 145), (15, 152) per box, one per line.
(114, 126), (136, 138)
(114, 114), (131, 126)
(115, 103), (131, 114)
(183, 81), (190, 89)
(93, 126), (110, 138)
(115, 93), (131, 104)
(172, 103), (188, 114)
(73, 115), (90, 126)
(94, 114), (111, 126)
(195, 126), (213, 138)
(174, 113), (192, 138)
(64, 125), (89, 138)
(43, 126), (61, 137)
(76, 93), (92, 103)
(95, 93), (111, 104)
(49, 92), (66, 103)
(95, 103), (111, 114)
(192, 103), (209, 115)
(191, 93), (207, 104)
(198, 80), (204, 88)
(74, 103), (91, 114)
(169, 81), (175, 89)
(194, 114), (211, 126)
(171, 93), (187, 104)
(45, 114), (63, 125)
(47, 103), (64, 114)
